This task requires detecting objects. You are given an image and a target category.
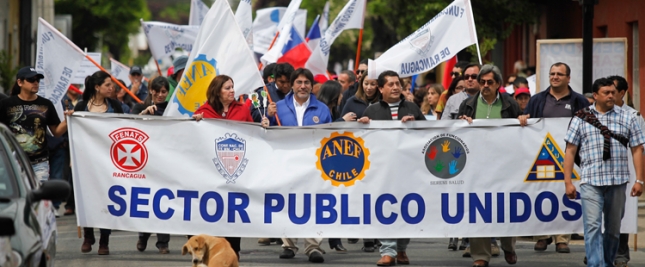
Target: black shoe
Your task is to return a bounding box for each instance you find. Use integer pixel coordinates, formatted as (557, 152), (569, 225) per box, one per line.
(362, 246), (375, 252)
(348, 239), (359, 244)
(375, 239), (382, 247)
(308, 251), (324, 263)
(279, 249), (295, 259)
(136, 237), (148, 252)
(331, 244), (347, 253)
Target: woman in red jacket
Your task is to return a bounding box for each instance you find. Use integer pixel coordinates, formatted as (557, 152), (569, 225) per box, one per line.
(191, 74), (250, 260)
(193, 75), (253, 122)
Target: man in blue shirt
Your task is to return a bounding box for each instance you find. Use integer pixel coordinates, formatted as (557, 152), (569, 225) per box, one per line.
(564, 77), (645, 267)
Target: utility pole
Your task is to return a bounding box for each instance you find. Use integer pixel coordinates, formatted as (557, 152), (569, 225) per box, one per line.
(579, 0), (598, 94)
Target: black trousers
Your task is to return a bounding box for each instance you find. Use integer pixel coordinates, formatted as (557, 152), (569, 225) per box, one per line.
(225, 237), (241, 259)
(616, 233), (630, 262)
(139, 233), (170, 248)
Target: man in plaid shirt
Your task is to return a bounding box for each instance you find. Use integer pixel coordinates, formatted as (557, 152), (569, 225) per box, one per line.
(563, 77), (645, 267)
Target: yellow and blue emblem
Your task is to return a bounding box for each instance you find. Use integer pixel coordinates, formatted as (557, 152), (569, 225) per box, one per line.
(525, 133), (580, 182)
(174, 54), (218, 115)
(316, 132), (370, 187)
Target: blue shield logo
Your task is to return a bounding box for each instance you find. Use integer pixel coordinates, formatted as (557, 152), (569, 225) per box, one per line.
(213, 133), (248, 183)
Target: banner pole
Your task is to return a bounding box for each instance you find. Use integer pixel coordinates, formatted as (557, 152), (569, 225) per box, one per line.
(262, 85), (281, 126)
(258, 31), (281, 70)
(466, 0), (482, 65)
(84, 55), (142, 103)
(354, 29), (364, 70)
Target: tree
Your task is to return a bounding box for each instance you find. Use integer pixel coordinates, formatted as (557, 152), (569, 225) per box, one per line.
(54, 0), (151, 62)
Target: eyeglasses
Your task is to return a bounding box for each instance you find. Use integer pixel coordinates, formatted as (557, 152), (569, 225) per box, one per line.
(294, 80), (311, 86)
(356, 70), (366, 75)
(451, 72), (461, 77)
(24, 77), (40, 83)
(478, 79), (496, 86)
(463, 74), (478, 80)
(455, 86), (465, 90)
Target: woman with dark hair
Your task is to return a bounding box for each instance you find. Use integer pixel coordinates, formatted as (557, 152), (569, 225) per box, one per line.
(128, 76), (172, 254)
(192, 75), (251, 260)
(74, 70), (123, 255)
(316, 80), (355, 122)
(132, 77), (170, 115)
(340, 72), (381, 122)
(436, 76), (465, 119)
(113, 79), (133, 113)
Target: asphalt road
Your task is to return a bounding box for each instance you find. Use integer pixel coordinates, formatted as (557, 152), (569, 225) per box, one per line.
(53, 207), (645, 267)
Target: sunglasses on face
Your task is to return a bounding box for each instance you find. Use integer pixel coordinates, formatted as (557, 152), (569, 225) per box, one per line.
(24, 77), (40, 83)
(451, 72), (461, 77)
(478, 79), (496, 86)
(356, 70), (366, 75)
(463, 74), (478, 80)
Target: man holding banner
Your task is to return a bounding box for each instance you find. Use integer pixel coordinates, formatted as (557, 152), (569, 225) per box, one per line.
(563, 77), (645, 267)
(458, 65), (521, 267)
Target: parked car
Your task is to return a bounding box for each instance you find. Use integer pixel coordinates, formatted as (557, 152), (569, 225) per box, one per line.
(0, 217), (19, 267)
(0, 124), (70, 267)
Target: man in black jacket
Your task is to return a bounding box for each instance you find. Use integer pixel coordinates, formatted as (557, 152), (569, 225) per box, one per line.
(518, 62), (589, 254)
(358, 70), (424, 266)
(457, 64), (521, 267)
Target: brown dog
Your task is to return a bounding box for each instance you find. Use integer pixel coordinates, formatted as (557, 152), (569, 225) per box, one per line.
(182, 235), (239, 267)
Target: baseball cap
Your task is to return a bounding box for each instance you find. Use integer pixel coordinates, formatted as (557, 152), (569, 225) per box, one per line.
(16, 67), (44, 80)
(167, 66), (174, 77)
(173, 56), (188, 75)
(314, 74), (329, 84)
(130, 66), (143, 75)
(514, 87), (531, 97)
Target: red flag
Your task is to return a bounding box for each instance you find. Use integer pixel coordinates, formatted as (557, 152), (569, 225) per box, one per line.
(442, 56), (457, 88)
(277, 26), (311, 69)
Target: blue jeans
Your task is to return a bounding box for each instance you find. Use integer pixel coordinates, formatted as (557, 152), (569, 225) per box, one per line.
(379, 239), (409, 257)
(581, 183), (626, 267)
(48, 147), (67, 209)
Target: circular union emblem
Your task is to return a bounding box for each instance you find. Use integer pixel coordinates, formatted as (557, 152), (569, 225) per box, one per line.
(315, 132), (370, 187)
(424, 134), (468, 179)
(174, 54), (218, 115)
(109, 128), (150, 172)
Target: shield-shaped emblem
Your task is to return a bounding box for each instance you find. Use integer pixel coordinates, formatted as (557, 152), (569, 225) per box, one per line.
(409, 28), (434, 56)
(212, 133), (249, 183)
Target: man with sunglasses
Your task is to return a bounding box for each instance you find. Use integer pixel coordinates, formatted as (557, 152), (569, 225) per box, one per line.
(441, 63), (481, 120)
(457, 64), (521, 267)
(519, 62), (589, 254)
(339, 60), (368, 113)
(0, 67), (72, 185)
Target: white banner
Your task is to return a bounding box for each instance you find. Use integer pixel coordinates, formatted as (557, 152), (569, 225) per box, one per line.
(141, 21), (200, 61)
(252, 8), (307, 55)
(69, 115), (638, 238)
(71, 52), (101, 85)
(368, 0), (478, 79)
(35, 17), (87, 121)
(164, 0), (264, 117)
(189, 0), (210, 26)
(235, 0), (254, 51)
(109, 58), (132, 87)
(306, 0), (366, 75)
(320, 1), (330, 34)
(536, 38), (627, 94)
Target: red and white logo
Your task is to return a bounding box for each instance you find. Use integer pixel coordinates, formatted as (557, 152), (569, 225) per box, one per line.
(109, 128), (149, 172)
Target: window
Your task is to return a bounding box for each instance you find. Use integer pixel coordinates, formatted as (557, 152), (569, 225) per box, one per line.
(537, 165), (555, 179)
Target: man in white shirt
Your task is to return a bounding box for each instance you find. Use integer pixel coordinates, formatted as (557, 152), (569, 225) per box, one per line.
(441, 64), (481, 120)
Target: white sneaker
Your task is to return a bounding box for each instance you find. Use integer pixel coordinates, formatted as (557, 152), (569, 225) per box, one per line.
(54, 209), (60, 218)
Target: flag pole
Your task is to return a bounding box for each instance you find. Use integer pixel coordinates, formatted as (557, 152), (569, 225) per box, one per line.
(354, 28), (364, 70)
(258, 31), (281, 70)
(154, 59), (163, 77)
(466, 0), (482, 64)
(262, 85), (281, 126)
(84, 55), (143, 103)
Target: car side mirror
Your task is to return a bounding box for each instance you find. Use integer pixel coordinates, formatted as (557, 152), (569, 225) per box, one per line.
(0, 217), (15, 236)
(29, 180), (70, 202)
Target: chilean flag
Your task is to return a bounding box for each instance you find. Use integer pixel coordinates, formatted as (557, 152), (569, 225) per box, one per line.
(277, 25), (311, 69)
(306, 15), (322, 51)
(442, 56), (458, 89)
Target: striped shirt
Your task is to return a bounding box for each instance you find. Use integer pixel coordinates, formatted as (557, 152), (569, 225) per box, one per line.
(565, 104), (645, 186)
(389, 101), (400, 120)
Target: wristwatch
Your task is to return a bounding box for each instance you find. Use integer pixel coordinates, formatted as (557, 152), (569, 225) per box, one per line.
(637, 180), (645, 185)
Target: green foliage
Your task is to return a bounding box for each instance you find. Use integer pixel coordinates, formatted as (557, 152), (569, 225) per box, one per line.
(0, 50), (18, 94)
(54, 0), (151, 62)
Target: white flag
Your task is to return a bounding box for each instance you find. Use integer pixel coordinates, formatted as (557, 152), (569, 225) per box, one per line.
(276, 0), (303, 34)
(368, 0), (478, 79)
(35, 18), (87, 121)
(141, 20), (200, 62)
(320, 1), (331, 34)
(252, 8), (307, 55)
(109, 58), (132, 87)
(305, 0), (366, 75)
(189, 0), (210, 25)
(164, 0), (264, 117)
(71, 52), (101, 84)
(235, 0), (254, 51)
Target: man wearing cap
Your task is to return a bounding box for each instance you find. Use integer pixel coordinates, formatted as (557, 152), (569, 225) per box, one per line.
(514, 88), (531, 111)
(519, 62), (589, 254)
(166, 56), (188, 101)
(0, 67), (72, 185)
(128, 65), (148, 102)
